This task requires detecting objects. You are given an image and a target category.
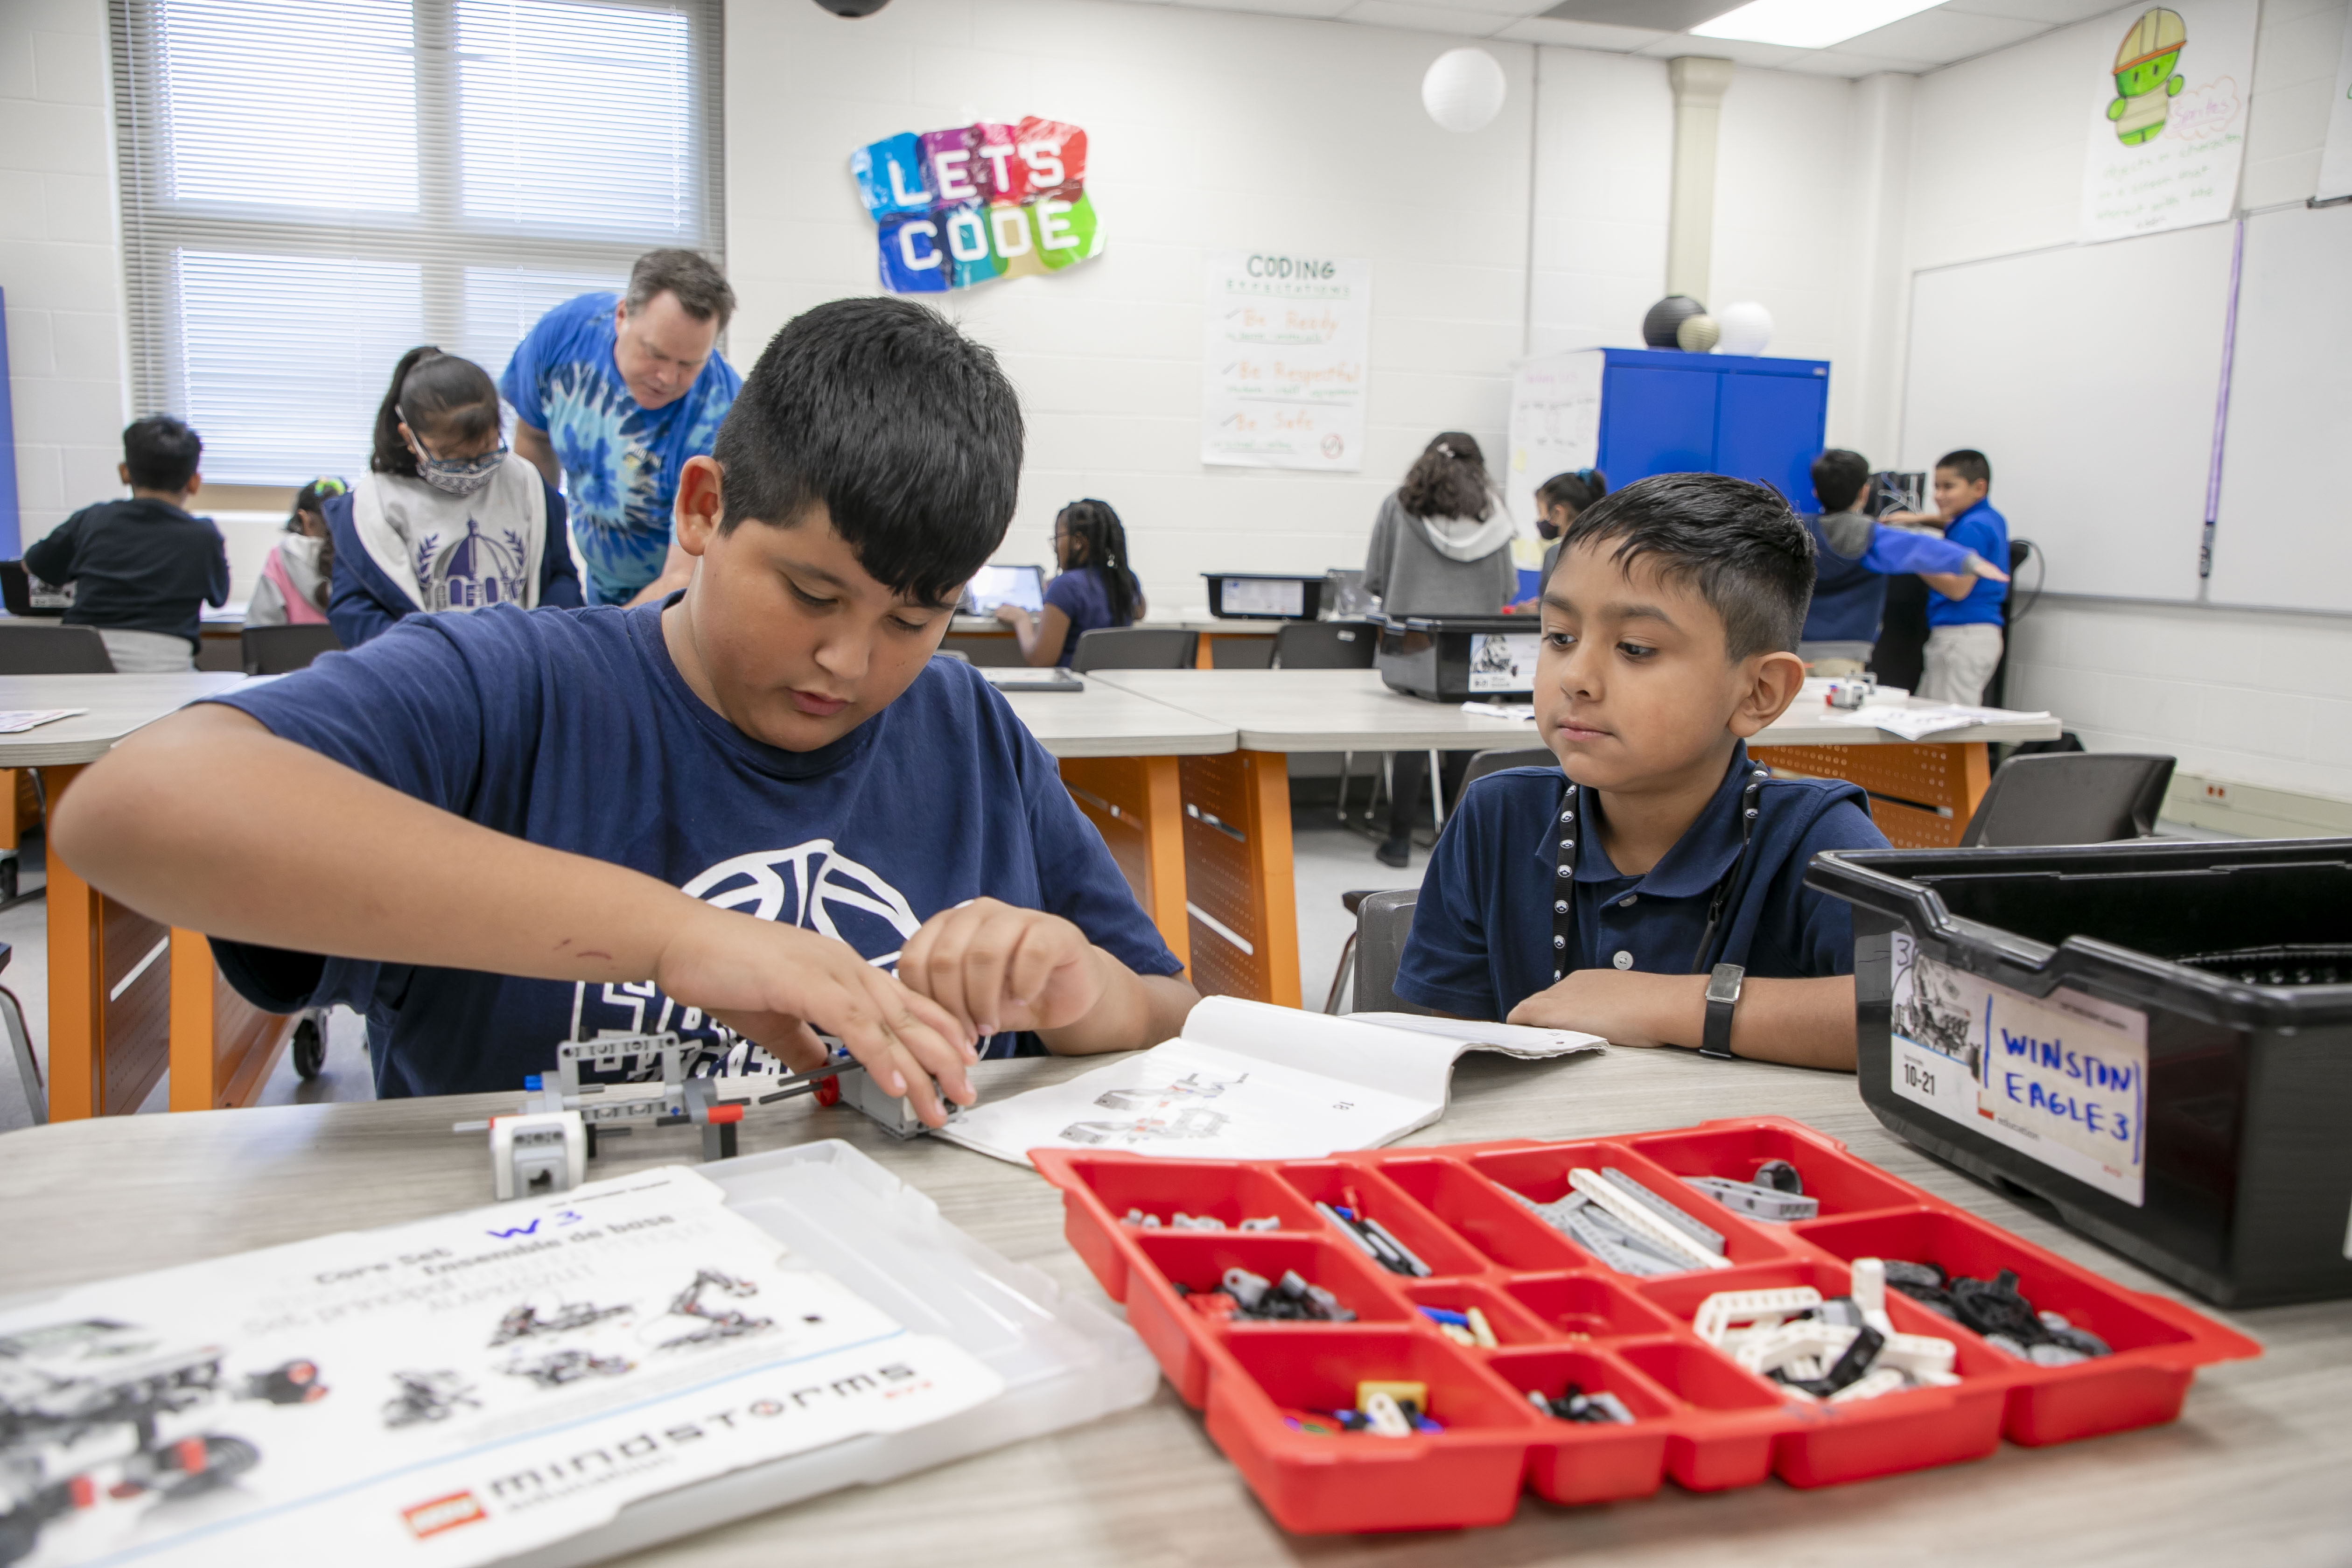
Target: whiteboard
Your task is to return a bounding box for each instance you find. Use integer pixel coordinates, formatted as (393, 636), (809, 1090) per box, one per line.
(1900, 223), (2236, 602)
(1505, 351), (1602, 532)
(2206, 202), (2352, 613)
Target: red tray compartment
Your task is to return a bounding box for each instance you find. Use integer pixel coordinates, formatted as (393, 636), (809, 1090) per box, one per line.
(1031, 1116), (2258, 1534)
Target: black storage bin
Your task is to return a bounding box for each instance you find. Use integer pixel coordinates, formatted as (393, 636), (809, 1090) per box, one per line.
(1809, 838), (2352, 1307)
(1202, 573), (1323, 621)
(1374, 615), (1540, 702)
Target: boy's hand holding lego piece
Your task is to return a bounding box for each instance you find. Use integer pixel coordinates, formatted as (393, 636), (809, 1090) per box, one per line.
(896, 897), (1106, 1040)
(651, 902), (978, 1127)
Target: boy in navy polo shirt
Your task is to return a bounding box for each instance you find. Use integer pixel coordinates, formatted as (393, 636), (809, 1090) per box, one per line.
(1394, 474), (1888, 1070)
(50, 299), (1199, 1120)
(1891, 448), (2009, 705)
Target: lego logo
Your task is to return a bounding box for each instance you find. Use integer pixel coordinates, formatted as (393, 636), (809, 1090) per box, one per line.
(402, 1491), (487, 1538)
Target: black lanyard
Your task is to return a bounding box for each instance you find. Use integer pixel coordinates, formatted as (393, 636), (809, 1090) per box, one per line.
(1549, 765), (1771, 984)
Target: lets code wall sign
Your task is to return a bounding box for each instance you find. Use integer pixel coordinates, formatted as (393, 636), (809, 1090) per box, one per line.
(852, 119), (1102, 294)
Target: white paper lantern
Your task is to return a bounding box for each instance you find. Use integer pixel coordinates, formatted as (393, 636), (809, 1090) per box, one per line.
(1715, 301), (1774, 357)
(1422, 49), (1507, 133)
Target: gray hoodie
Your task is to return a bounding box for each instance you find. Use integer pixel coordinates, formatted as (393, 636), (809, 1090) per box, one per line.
(1361, 491), (1516, 618)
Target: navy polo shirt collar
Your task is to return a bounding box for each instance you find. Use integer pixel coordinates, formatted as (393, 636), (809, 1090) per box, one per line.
(1531, 743), (1755, 898)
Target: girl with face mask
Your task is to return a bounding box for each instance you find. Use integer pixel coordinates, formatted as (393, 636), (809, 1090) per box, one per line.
(322, 346), (582, 647)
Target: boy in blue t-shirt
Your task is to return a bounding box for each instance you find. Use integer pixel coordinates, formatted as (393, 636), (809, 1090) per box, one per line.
(52, 299), (1199, 1118)
(1395, 474), (1890, 1070)
(1887, 448), (2008, 705)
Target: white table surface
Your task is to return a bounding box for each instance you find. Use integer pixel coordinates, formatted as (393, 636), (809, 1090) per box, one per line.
(948, 615), (1284, 636)
(0, 672), (249, 766)
(0, 1046), (2331, 1567)
(1090, 669), (2063, 752)
(993, 677), (1234, 759)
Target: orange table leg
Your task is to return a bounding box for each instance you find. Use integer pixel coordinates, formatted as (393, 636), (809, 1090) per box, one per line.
(1175, 750), (1301, 1007)
(42, 764), (100, 1120)
(1060, 756), (1190, 973)
(169, 928), (295, 1111)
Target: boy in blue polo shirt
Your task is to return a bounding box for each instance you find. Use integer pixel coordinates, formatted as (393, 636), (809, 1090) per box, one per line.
(1798, 448), (2006, 676)
(1893, 448), (2009, 705)
(1395, 473), (1888, 1070)
(50, 299), (1198, 1119)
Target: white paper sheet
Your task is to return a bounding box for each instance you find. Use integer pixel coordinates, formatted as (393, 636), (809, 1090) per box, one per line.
(0, 709), (86, 734)
(938, 998), (1602, 1166)
(1818, 703), (2050, 741)
(0, 1167), (1001, 1567)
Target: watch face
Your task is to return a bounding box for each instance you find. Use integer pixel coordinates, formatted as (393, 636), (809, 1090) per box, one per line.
(1706, 964), (1744, 1003)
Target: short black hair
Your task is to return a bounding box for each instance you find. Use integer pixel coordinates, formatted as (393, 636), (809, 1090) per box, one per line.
(123, 415), (201, 491)
(627, 248), (735, 332)
(714, 297), (1022, 607)
(1810, 448), (1870, 512)
(1937, 448), (1990, 488)
(1536, 467), (1607, 516)
(1551, 473), (1815, 660)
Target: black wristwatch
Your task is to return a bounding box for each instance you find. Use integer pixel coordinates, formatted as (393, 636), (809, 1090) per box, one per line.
(1700, 963), (1744, 1060)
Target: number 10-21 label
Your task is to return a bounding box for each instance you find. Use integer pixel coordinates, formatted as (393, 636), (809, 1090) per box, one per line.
(1886, 932), (2148, 1207)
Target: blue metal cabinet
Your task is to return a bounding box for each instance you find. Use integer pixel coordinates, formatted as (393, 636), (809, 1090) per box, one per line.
(1591, 348), (1830, 507)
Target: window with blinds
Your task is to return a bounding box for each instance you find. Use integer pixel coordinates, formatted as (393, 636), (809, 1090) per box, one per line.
(109, 0), (725, 485)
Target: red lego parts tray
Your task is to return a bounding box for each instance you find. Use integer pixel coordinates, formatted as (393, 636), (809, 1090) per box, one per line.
(1031, 1119), (2259, 1535)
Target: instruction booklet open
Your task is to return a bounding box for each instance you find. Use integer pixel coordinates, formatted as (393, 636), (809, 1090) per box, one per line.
(0, 1165), (1001, 1567)
(940, 997), (1603, 1166)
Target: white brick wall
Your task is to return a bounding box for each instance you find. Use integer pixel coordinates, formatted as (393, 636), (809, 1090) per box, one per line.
(0, 0), (128, 552)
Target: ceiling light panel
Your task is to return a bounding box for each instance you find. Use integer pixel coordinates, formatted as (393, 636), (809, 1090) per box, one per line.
(1691, 0), (1948, 49)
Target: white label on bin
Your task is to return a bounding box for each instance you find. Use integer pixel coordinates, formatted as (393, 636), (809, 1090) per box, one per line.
(1220, 578), (1302, 616)
(1887, 931), (2147, 1207)
(1468, 633), (1540, 693)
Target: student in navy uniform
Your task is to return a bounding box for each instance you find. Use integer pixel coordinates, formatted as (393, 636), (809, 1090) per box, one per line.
(51, 299), (1198, 1119)
(25, 415), (229, 672)
(327, 347), (582, 646)
(1395, 473), (1890, 1071)
(995, 498), (1145, 667)
(1798, 449), (2006, 677)
(1883, 448), (2009, 704)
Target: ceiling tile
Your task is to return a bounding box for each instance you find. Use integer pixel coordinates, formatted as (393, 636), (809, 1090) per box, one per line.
(1631, 34), (1803, 67)
(1121, 0), (1360, 18)
(1537, 0), (1740, 27)
(1939, 0), (2126, 24)
(1828, 7), (2051, 62)
(1334, 0), (1516, 35)
(1494, 15), (1672, 49)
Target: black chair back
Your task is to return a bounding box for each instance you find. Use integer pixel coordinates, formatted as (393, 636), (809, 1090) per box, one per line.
(1272, 621), (1376, 669)
(1460, 747), (1556, 791)
(1959, 753), (2175, 848)
(1351, 889), (1429, 1015)
(241, 624), (343, 675)
(0, 624), (114, 674)
(1071, 627), (1197, 672)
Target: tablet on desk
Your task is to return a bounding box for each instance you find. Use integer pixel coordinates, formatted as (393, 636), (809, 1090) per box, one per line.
(962, 564), (1046, 616)
(983, 667), (1084, 693)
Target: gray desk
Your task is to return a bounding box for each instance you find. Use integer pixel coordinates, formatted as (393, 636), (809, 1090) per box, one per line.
(0, 672), (274, 1123)
(0, 1047), (2332, 1566)
(994, 679), (1233, 760)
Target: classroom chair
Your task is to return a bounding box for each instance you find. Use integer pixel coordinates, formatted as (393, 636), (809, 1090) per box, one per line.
(0, 624), (114, 674)
(1070, 627), (1197, 672)
(1271, 620), (1376, 670)
(0, 941), (41, 1126)
(1210, 636), (1275, 669)
(1957, 752), (2175, 848)
(241, 623), (342, 675)
(1348, 889), (1428, 1016)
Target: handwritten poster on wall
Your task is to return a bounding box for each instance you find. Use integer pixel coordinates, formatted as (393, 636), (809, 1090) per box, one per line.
(1199, 252), (1369, 471)
(2079, 0), (2257, 243)
(1505, 352), (1603, 532)
(851, 119), (1102, 293)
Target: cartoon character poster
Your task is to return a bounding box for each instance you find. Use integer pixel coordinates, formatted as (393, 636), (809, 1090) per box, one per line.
(2079, 0), (2258, 243)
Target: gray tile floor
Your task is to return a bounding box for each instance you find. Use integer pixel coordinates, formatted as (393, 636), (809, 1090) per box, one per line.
(0, 808), (2234, 1135)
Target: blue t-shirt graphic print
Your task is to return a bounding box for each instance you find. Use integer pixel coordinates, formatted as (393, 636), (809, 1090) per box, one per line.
(204, 602), (1183, 1098)
(500, 291), (741, 605)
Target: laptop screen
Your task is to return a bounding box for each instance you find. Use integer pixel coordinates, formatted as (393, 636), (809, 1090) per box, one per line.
(963, 564), (1046, 616)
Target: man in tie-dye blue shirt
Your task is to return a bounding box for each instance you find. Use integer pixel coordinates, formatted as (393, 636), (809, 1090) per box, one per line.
(502, 250), (742, 605)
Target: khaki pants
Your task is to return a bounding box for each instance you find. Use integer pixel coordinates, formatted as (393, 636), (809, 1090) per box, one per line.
(1920, 623), (2002, 706)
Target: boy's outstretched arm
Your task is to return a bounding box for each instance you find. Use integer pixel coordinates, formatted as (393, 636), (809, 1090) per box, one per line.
(50, 704), (981, 1123)
(1507, 970), (1856, 1071)
(896, 897), (1197, 1056)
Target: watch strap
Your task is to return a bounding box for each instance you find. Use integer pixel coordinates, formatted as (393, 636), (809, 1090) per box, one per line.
(1700, 962), (1744, 1060)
